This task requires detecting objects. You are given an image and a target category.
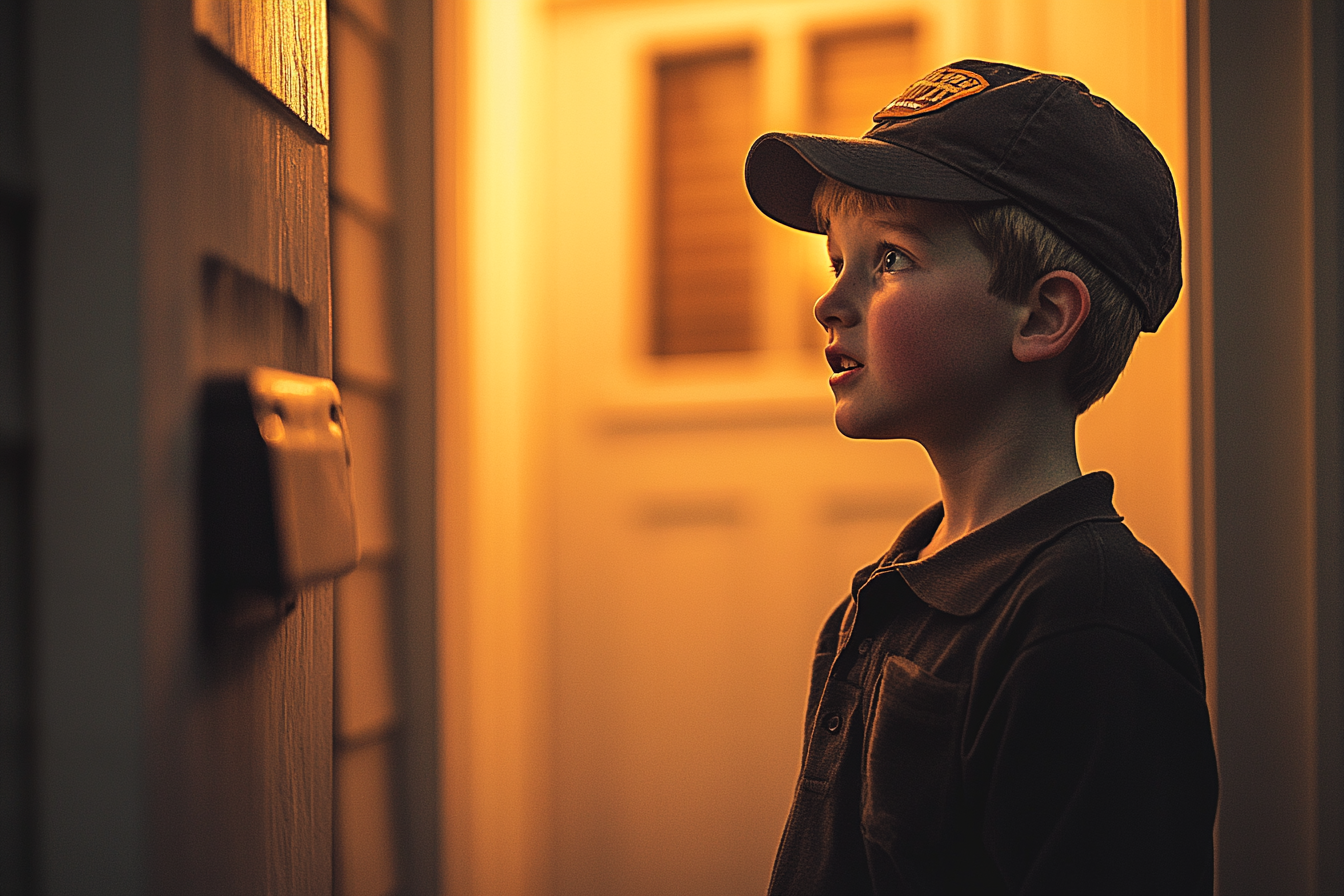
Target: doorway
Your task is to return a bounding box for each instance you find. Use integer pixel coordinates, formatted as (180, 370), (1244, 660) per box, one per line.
(447, 1), (1190, 894)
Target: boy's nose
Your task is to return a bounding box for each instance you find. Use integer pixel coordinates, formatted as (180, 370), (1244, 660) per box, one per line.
(814, 280), (857, 329)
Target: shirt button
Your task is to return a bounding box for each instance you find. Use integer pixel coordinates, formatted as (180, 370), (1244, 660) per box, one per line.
(825, 714), (841, 733)
(857, 638), (873, 655)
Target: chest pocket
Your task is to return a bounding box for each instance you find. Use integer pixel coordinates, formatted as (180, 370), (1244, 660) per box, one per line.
(862, 654), (964, 864)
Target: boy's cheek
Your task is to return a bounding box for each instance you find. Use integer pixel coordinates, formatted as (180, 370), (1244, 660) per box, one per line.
(871, 307), (983, 385)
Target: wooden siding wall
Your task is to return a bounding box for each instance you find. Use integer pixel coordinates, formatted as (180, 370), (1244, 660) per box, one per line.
(32, 2), (335, 891)
(0, 0), (32, 892)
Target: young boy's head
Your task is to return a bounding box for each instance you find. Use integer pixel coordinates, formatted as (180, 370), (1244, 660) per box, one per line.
(744, 60), (1179, 423)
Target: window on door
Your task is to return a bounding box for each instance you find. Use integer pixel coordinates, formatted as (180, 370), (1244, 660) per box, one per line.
(647, 23), (921, 361)
(650, 47), (758, 356)
(811, 22), (920, 137)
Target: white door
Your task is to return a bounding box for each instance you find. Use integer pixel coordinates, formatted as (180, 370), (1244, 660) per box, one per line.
(533, 2), (1189, 893)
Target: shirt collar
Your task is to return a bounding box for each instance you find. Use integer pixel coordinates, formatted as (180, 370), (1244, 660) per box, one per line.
(866, 472), (1123, 616)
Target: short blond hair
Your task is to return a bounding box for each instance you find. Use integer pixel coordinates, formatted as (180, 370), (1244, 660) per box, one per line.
(813, 177), (1141, 413)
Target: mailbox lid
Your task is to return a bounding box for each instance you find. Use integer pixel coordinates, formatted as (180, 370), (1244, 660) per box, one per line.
(248, 367), (361, 586)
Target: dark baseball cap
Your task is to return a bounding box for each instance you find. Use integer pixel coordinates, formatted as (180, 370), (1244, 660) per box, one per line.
(743, 59), (1180, 332)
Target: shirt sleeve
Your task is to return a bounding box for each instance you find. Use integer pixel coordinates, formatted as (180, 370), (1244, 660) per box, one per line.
(974, 624), (1218, 895)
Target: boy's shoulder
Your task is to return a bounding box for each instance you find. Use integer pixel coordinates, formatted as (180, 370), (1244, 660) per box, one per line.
(1006, 505), (1205, 684)
(881, 472), (1204, 682)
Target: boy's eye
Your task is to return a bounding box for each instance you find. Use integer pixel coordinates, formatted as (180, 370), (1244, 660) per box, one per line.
(829, 257), (843, 277)
(880, 247), (912, 272)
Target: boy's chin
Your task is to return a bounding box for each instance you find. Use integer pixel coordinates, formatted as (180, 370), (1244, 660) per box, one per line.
(832, 408), (904, 441)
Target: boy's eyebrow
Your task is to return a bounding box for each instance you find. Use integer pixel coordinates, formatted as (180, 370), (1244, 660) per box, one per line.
(826, 214), (936, 250)
(868, 213), (935, 245)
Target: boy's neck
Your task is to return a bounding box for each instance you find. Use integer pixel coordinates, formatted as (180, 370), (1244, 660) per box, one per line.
(918, 406), (1082, 560)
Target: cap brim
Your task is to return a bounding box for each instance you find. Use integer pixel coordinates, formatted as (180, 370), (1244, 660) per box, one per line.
(744, 132), (1008, 233)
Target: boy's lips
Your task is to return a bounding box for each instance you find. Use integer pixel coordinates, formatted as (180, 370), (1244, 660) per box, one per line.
(825, 348), (863, 386)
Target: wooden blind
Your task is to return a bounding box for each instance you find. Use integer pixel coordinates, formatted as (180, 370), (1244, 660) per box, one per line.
(652, 49), (756, 355)
(811, 23), (920, 138)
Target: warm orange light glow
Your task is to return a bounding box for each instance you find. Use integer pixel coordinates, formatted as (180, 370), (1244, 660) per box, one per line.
(447, 2), (1190, 894)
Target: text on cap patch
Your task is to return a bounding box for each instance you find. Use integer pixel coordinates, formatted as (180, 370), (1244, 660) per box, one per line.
(874, 67), (990, 120)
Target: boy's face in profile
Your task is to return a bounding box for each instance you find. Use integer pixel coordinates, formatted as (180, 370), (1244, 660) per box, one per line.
(817, 198), (1021, 444)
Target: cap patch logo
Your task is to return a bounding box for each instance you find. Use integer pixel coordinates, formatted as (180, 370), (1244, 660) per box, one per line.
(874, 67), (990, 120)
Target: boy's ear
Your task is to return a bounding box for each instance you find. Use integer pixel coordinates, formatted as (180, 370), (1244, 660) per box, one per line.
(1012, 270), (1091, 363)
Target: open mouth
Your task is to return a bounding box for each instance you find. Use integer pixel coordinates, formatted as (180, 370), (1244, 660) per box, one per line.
(826, 352), (863, 374)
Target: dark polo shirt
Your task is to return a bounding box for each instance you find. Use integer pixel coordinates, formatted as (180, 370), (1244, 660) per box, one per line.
(768, 472), (1217, 896)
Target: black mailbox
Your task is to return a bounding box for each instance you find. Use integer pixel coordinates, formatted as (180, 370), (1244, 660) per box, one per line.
(199, 367), (360, 620)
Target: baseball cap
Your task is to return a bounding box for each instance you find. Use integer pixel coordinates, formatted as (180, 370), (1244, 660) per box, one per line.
(743, 59), (1180, 332)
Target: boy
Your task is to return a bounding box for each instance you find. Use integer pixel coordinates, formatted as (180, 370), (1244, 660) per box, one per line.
(743, 60), (1217, 894)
